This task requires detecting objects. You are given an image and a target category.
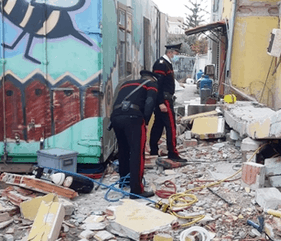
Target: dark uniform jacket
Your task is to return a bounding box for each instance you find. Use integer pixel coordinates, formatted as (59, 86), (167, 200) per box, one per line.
(110, 78), (158, 125)
(153, 56), (175, 105)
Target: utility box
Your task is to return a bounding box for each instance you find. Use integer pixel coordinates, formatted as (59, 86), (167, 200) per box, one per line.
(37, 148), (78, 173)
(267, 29), (281, 57)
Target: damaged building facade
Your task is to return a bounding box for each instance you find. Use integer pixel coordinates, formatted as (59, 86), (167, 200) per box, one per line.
(185, 0), (281, 140)
(209, 0), (281, 110)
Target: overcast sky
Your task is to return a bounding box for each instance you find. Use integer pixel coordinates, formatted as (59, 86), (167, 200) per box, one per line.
(152, 0), (211, 22)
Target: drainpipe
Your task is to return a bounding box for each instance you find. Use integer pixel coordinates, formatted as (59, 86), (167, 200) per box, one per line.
(225, 0), (237, 84)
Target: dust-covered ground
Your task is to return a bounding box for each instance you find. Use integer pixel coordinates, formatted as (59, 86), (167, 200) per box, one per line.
(1, 138), (280, 241)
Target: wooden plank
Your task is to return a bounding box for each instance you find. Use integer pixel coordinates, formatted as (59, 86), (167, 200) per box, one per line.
(0, 163), (34, 174)
(0, 173), (78, 199)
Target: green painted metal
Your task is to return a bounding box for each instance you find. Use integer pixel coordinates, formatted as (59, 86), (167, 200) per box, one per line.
(0, 117), (102, 164)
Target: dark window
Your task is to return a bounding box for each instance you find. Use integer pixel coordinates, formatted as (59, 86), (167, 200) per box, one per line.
(118, 3), (132, 80)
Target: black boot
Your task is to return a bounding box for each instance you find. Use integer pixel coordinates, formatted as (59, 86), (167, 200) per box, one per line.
(169, 156), (187, 163)
(130, 191), (154, 199)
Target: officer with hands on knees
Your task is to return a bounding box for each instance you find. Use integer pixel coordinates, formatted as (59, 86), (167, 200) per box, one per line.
(149, 43), (187, 163)
(110, 70), (160, 199)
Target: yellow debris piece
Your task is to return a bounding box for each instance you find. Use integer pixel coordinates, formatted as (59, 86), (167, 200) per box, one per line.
(20, 193), (59, 221)
(28, 200), (65, 241)
(224, 94), (236, 104)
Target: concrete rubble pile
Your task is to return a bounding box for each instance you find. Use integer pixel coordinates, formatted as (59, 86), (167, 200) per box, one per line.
(1, 101), (281, 240)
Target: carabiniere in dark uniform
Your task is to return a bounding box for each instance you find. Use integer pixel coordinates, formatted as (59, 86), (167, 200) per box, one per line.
(110, 70), (159, 198)
(149, 43), (187, 163)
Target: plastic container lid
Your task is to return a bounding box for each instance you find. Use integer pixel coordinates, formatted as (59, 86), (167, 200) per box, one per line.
(37, 148), (78, 157)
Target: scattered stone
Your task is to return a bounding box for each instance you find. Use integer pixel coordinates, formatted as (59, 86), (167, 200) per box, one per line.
(79, 230), (95, 239)
(94, 230), (115, 241)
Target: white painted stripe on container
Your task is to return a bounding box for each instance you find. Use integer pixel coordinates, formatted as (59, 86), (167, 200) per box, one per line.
(4, 0), (17, 15)
(36, 10), (60, 36)
(20, 5), (34, 28)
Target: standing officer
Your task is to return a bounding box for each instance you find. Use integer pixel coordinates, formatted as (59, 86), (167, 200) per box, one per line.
(110, 70), (159, 199)
(149, 43), (187, 163)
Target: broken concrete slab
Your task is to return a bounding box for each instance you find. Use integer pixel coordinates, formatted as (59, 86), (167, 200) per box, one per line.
(80, 222), (106, 231)
(2, 187), (32, 207)
(181, 109), (220, 124)
(58, 198), (75, 216)
(264, 157), (281, 187)
(223, 101), (281, 139)
(0, 199), (19, 216)
(83, 214), (106, 224)
(265, 157), (281, 176)
(79, 230), (95, 239)
(94, 230), (115, 241)
(241, 137), (264, 152)
(255, 187), (281, 210)
(106, 199), (178, 241)
(191, 116), (225, 139)
(0, 212), (11, 223)
(207, 162), (241, 180)
(28, 200), (65, 241)
(0, 219), (13, 229)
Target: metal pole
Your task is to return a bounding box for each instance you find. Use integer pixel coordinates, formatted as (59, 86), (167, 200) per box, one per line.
(1, 0), (7, 161)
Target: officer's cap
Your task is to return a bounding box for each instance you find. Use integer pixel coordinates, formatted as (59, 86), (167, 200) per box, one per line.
(140, 70), (161, 81)
(165, 43), (182, 52)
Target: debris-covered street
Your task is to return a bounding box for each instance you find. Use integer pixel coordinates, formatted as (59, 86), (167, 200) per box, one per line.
(2, 0), (281, 240)
(1, 83), (281, 241)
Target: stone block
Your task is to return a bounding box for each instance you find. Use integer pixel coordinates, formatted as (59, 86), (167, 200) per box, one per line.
(255, 187), (281, 210)
(58, 198), (75, 216)
(230, 129), (240, 140)
(264, 157), (281, 187)
(264, 157), (281, 176)
(79, 230), (95, 239)
(0, 212), (11, 223)
(153, 233), (173, 241)
(241, 162), (265, 189)
(94, 230), (115, 241)
(183, 139), (198, 147)
(241, 151), (257, 162)
(184, 131), (192, 140)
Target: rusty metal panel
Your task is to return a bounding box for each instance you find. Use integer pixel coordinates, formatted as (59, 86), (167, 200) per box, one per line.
(25, 80), (51, 141)
(84, 86), (100, 118)
(53, 82), (81, 134)
(4, 82), (24, 140)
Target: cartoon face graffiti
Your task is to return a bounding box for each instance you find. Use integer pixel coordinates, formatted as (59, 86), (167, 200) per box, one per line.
(0, 0), (93, 64)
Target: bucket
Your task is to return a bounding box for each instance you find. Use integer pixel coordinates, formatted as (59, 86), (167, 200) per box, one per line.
(200, 75), (213, 94)
(200, 88), (211, 104)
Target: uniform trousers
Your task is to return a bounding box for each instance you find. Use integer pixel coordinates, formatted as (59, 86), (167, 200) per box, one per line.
(111, 115), (146, 194)
(150, 99), (179, 158)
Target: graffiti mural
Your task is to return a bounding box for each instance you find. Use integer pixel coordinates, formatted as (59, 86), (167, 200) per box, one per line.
(0, 0), (167, 165)
(0, 0), (98, 64)
(0, 0), (103, 164)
